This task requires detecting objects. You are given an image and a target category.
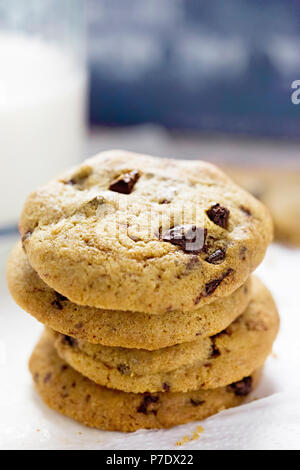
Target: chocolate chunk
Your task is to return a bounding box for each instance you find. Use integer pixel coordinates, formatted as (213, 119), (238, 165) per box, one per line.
(190, 399), (205, 407)
(51, 299), (63, 310)
(86, 196), (104, 209)
(137, 395), (159, 414)
(205, 248), (226, 264)
(109, 170), (140, 194)
(203, 268), (233, 297)
(240, 205), (251, 216)
(228, 376), (253, 396)
(62, 335), (78, 347)
(162, 382), (171, 392)
(65, 166), (92, 186)
(186, 255), (200, 271)
(240, 246), (247, 261)
(43, 372), (52, 384)
(159, 199), (171, 204)
(162, 225), (207, 254)
(206, 204), (230, 229)
(210, 338), (221, 358)
(51, 292), (68, 310)
(128, 234), (141, 242)
(61, 365), (68, 372)
(21, 231), (32, 243)
(246, 319), (268, 331)
(117, 364), (131, 375)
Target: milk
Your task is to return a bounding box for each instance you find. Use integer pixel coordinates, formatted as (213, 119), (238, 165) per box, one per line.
(0, 33), (87, 228)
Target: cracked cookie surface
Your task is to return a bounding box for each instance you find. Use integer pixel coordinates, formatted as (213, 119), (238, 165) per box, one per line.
(7, 242), (252, 349)
(53, 277), (279, 393)
(20, 150), (273, 313)
(29, 330), (261, 431)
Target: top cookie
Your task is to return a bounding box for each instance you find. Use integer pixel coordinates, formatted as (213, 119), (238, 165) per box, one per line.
(20, 150), (273, 313)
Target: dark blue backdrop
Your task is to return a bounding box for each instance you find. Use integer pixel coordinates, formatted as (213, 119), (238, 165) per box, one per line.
(87, 0), (300, 138)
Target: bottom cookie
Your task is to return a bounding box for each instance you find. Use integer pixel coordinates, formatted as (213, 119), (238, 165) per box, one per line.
(29, 331), (261, 432)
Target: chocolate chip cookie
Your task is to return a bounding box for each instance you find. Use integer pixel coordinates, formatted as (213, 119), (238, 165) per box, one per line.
(20, 150), (273, 314)
(7, 242), (252, 349)
(52, 277), (279, 393)
(29, 330), (261, 431)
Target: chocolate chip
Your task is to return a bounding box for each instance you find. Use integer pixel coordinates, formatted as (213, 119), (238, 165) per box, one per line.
(137, 395), (159, 414)
(228, 376), (253, 396)
(51, 292), (68, 310)
(205, 248), (226, 264)
(65, 166), (92, 186)
(71, 382), (76, 388)
(159, 199), (171, 204)
(86, 196), (104, 209)
(203, 268), (234, 297)
(206, 204), (230, 229)
(240, 246), (247, 260)
(162, 225), (207, 254)
(61, 365), (68, 372)
(117, 364), (131, 375)
(21, 231), (32, 243)
(162, 382), (171, 392)
(43, 372), (52, 384)
(246, 319), (268, 331)
(240, 205), (251, 216)
(62, 335), (78, 347)
(128, 234), (141, 242)
(57, 293), (68, 302)
(51, 300), (63, 310)
(186, 255), (200, 272)
(210, 338), (221, 358)
(109, 170), (140, 194)
(190, 399), (205, 406)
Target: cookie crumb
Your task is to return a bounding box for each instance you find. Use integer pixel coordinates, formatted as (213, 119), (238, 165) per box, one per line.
(176, 425), (204, 446)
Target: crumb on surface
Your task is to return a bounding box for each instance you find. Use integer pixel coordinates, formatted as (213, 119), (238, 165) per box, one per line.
(176, 425), (204, 446)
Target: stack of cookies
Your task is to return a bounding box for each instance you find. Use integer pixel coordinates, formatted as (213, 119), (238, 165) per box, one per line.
(7, 150), (279, 432)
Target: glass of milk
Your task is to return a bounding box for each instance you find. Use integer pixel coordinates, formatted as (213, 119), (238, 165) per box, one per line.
(0, 0), (87, 230)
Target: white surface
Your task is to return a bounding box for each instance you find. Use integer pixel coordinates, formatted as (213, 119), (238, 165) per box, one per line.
(0, 33), (86, 227)
(0, 236), (299, 450)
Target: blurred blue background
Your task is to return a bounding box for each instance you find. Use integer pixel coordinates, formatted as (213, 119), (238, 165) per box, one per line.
(86, 0), (300, 138)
